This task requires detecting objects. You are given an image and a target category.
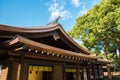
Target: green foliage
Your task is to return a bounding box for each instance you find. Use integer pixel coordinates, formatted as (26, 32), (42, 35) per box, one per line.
(68, 0), (120, 60)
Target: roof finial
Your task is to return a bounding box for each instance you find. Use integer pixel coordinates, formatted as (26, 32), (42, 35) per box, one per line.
(48, 16), (61, 25)
(55, 16), (60, 22)
(52, 16), (61, 24)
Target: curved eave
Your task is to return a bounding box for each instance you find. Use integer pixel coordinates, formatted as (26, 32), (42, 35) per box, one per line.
(0, 23), (60, 33)
(3, 35), (98, 60)
(58, 24), (92, 55)
(0, 23), (91, 55)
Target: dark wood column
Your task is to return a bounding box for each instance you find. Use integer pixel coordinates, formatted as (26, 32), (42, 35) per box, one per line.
(6, 53), (25, 80)
(93, 66), (97, 80)
(63, 63), (66, 80)
(7, 57), (20, 80)
(19, 54), (28, 80)
(96, 66), (100, 80)
(87, 68), (90, 80)
(53, 64), (63, 80)
(11, 62), (20, 80)
(20, 62), (28, 80)
(16, 63), (21, 80)
(76, 63), (80, 80)
(97, 66), (100, 80)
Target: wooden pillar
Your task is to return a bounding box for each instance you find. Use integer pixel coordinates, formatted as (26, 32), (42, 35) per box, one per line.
(87, 68), (90, 80)
(16, 64), (21, 80)
(93, 66), (97, 80)
(97, 66), (100, 80)
(20, 62), (28, 80)
(7, 54), (24, 80)
(19, 54), (28, 80)
(76, 63), (80, 80)
(11, 62), (20, 80)
(6, 57), (20, 80)
(83, 68), (87, 80)
(53, 64), (63, 80)
(63, 63), (66, 80)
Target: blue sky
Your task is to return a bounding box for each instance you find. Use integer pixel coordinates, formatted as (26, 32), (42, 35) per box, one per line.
(0, 0), (100, 31)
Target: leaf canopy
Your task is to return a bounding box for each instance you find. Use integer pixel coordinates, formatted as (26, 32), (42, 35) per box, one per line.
(68, 0), (120, 59)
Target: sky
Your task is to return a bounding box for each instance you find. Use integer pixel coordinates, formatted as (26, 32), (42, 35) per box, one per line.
(0, 0), (100, 31)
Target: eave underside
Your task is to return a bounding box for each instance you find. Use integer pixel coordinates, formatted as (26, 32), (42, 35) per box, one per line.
(0, 35), (111, 65)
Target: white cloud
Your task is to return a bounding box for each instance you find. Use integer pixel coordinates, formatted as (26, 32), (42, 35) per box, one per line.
(71, 0), (80, 8)
(77, 5), (87, 17)
(48, 0), (72, 21)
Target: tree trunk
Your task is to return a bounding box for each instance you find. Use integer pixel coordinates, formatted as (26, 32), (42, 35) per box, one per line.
(104, 42), (108, 59)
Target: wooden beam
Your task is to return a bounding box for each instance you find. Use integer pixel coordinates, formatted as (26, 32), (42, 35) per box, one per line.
(8, 51), (81, 63)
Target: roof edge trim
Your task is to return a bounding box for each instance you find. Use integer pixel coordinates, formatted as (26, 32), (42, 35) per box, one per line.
(4, 35), (98, 60)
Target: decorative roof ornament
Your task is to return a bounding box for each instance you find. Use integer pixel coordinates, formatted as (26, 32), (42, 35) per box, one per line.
(48, 16), (61, 25)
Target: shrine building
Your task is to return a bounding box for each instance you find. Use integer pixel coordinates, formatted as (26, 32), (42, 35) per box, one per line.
(0, 22), (111, 80)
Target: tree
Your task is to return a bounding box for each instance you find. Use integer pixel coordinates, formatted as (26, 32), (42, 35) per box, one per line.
(68, 0), (120, 60)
